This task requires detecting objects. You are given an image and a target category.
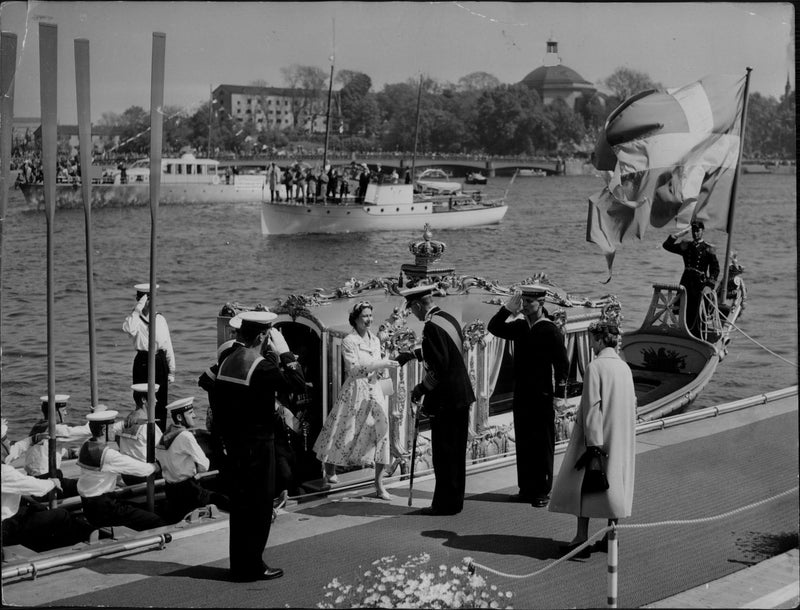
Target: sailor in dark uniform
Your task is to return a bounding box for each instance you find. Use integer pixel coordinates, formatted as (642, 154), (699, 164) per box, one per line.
(663, 219), (720, 336)
(76, 410), (165, 531)
(211, 311), (305, 582)
(156, 397), (229, 522)
(122, 283), (176, 431)
(396, 285), (475, 516)
(487, 284), (569, 507)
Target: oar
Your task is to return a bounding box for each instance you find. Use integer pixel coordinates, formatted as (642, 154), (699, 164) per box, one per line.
(39, 22), (59, 509)
(407, 399), (422, 507)
(0, 32), (18, 383)
(146, 32), (166, 513)
(74, 39), (98, 410)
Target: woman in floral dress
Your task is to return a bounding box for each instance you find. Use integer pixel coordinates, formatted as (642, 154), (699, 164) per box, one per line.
(313, 301), (399, 499)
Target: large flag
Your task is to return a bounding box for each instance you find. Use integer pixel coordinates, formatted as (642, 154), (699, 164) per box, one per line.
(587, 73), (747, 279)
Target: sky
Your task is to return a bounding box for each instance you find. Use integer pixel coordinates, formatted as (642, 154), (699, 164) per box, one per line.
(0, 1), (794, 123)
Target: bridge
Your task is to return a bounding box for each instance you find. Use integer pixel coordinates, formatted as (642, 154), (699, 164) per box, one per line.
(218, 155), (566, 177)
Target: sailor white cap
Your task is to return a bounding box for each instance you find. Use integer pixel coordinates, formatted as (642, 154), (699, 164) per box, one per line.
(166, 397), (194, 415)
(134, 283), (159, 294)
(519, 284), (549, 299)
(131, 383), (160, 394)
(87, 410), (118, 423)
(239, 310), (278, 331)
(40, 394), (70, 406)
(229, 315), (243, 330)
(400, 284), (437, 301)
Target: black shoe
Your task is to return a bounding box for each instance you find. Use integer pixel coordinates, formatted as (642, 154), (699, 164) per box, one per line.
(507, 493), (532, 503)
(531, 496), (550, 508)
(559, 541), (591, 559)
(231, 566), (284, 582)
(593, 537), (609, 553)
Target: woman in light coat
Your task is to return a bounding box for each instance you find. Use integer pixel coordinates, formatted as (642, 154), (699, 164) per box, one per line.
(549, 320), (636, 556)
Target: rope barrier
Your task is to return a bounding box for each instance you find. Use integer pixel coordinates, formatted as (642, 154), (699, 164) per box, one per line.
(712, 302), (798, 368)
(468, 485), (798, 580)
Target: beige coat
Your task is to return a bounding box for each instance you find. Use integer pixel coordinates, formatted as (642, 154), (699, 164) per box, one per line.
(549, 347), (636, 519)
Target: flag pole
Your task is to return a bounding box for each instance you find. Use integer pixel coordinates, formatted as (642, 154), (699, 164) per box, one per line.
(0, 32), (18, 387)
(39, 22), (59, 509)
(410, 75), (422, 185)
(146, 32), (166, 512)
(718, 67), (752, 300)
(75, 39), (99, 411)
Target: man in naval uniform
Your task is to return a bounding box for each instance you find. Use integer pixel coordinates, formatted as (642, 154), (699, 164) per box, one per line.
(25, 394), (91, 499)
(114, 384), (163, 486)
(156, 396), (229, 522)
(122, 283), (176, 431)
(663, 219), (720, 337)
(487, 284), (569, 507)
(76, 409), (166, 531)
(396, 285), (475, 516)
(211, 311), (305, 582)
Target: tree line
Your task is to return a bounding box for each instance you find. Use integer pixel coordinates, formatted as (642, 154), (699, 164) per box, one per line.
(94, 66), (794, 161)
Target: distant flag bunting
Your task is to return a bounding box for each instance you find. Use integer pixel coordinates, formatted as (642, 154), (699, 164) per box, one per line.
(587, 73), (747, 281)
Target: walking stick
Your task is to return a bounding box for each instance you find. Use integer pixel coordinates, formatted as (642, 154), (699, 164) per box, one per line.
(408, 399), (422, 507)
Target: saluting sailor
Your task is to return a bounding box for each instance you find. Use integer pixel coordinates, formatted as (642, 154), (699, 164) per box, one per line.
(396, 285), (475, 516)
(77, 409), (166, 531)
(156, 397), (229, 523)
(122, 283), (176, 431)
(24, 394), (91, 499)
(211, 310), (306, 582)
(114, 384), (164, 486)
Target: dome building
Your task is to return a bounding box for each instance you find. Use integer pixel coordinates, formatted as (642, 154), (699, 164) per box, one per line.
(520, 40), (597, 110)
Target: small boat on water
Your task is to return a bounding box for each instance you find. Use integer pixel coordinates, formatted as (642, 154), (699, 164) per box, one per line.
(518, 168), (547, 177)
(18, 152), (271, 209)
(259, 182), (508, 235)
(464, 171), (488, 185)
(414, 168), (462, 195)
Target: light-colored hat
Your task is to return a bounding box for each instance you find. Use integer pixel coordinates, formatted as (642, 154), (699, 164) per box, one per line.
(400, 284), (436, 302)
(239, 310), (278, 331)
(519, 284), (549, 299)
(166, 397), (194, 415)
(131, 383), (160, 394)
(1, 420), (8, 439)
(229, 315), (243, 330)
(87, 410), (118, 423)
(40, 394), (70, 407)
(134, 283), (159, 294)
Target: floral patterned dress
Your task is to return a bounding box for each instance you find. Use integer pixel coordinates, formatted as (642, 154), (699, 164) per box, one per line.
(313, 331), (391, 467)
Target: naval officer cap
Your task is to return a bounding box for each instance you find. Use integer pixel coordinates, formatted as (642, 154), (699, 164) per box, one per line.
(134, 283), (159, 296)
(229, 315), (243, 330)
(87, 409), (118, 423)
(519, 284), (549, 299)
(400, 284), (437, 302)
(131, 383), (160, 394)
(40, 394), (70, 407)
(166, 397), (195, 415)
(239, 310), (278, 333)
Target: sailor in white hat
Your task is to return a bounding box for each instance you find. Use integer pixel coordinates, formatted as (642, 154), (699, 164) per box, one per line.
(486, 283), (569, 507)
(122, 283), (176, 431)
(114, 384), (163, 486)
(76, 409), (166, 531)
(23, 394), (91, 499)
(155, 397), (229, 522)
(212, 309), (306, 581)
(1, 418), (37, 466)
(394, 283), (475, 516)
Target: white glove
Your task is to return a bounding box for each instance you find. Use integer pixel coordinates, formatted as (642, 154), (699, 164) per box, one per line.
(168, 373), (175, 384)
(504, 292), (522, 314)
(267, 328), (291, 355)
(135, 295), (148, 312)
